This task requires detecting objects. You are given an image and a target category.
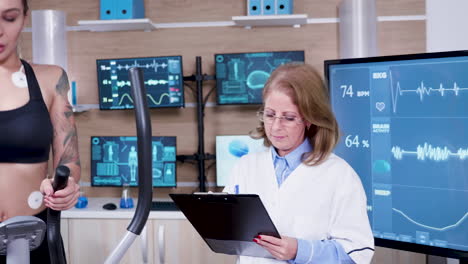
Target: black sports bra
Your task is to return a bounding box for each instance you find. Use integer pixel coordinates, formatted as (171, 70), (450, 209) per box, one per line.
(0, 60), (53, 163)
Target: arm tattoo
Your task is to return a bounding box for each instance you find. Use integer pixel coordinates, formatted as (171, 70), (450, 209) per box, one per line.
(53, 69), (81, 169)
(64, 104), (74, 119)
(55, 70), (70, 98)
(55, 116), (81, 168)
(58, 129), (80, 166)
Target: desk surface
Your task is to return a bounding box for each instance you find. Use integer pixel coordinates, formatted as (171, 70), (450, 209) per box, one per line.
(62, 197), (185, 220)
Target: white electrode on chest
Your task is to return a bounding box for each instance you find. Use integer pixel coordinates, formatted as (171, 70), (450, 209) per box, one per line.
(11, 65), (27, 89)
(28, 191), (44, 209)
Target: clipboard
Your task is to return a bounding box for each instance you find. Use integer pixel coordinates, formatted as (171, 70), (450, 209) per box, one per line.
(169, 193), (280, 258)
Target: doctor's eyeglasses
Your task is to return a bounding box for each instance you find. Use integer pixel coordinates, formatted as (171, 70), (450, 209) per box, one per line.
(257, 110), (304, 126)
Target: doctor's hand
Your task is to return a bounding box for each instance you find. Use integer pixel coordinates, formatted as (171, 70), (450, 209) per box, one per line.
(254, 235), (298, 261)
(40, 177), (80, 211)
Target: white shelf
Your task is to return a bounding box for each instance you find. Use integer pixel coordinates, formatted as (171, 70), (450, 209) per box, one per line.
(23, 15), (425, 33)
(232, 14), (308, 28)
(77, 18), (156, 32)
(73, 104), (99, 112)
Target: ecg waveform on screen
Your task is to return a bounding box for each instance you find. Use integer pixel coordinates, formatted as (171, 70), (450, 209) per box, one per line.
(391, 143), (468, 161)
(393, 208), (468, 231)
(101, 60), (169, 73)
(117, 93), (170, 106)
(112, 80), (169, 87)
(389, 70), (468, 113)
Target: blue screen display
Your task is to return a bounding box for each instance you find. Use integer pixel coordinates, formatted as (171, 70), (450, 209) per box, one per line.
(97, 56), (184, 109)
(215, 51), (305, 105)
(216, 135), (267, 187)
(91, 136), (176, 187)
(327, 52), (468, 254)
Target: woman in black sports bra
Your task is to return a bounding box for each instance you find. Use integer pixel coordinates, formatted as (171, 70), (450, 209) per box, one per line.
(0, 0), (81, 262)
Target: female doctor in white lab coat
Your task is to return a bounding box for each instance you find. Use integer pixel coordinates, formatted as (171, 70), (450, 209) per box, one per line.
(224, 63), (374, 264)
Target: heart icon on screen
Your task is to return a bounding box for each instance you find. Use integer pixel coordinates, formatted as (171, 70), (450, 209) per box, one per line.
(376, 102), (385, 112)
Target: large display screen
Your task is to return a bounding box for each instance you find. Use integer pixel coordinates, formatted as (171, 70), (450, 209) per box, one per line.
(215, 51), (305, 105)
(325, 50), (468, 259)
(216, 135), (267, 187)
(91, 136), (177, 187)
(97, 56), (184, 109)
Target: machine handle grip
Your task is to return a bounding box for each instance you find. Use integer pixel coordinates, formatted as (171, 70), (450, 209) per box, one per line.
(52, 165), (70, 191)
(47, 165), (70, 264)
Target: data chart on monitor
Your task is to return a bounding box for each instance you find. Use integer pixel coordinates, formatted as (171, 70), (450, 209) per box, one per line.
(215, 51), (304, 105)
(91, 136), (177, 187)
(328, 54), (468, 253)
(97, 56), (184, 109)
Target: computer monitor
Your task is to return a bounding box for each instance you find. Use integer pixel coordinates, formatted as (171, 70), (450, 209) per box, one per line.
(96, 56), (184, 110)
(215, 51), (305, 105)
(91, 136), (177, 187)
(216, 135), (267, 187)
(325, 50), (468, 259)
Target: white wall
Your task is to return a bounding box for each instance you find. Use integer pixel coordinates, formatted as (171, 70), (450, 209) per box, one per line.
(426, 0), (468, 52)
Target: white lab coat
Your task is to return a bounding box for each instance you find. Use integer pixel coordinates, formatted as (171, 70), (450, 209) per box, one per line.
(224, 150), (374, 264)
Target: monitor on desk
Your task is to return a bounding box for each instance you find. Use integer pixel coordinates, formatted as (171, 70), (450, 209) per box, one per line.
(325, 50), (468, 259)
(91, 136), (177, 187)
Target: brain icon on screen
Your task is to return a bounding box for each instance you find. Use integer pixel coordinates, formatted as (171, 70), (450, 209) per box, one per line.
(228, 140), (250, 158)
(247, 70), (270, 89)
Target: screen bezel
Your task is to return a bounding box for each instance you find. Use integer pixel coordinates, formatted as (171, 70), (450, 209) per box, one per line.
(90, 136), (177, 188)
(96, 55), (185, 110)
(324, 50), (468, 91)
(214, 50), (305, 106)
(324, 50), (468, 260)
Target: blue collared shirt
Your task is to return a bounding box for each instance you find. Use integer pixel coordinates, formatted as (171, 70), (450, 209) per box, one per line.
(271, 139), (311, 187)
(271, 140), (355, 264)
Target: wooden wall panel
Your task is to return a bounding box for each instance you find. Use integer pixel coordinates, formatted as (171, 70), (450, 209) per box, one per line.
(18, 33), (32, 61)
(289, 0), (342, 18)
(376, 0), (425, 16)
(149, 0), (245, 23)
(378, 21), (426, 56)
(26, 0), (99, 26)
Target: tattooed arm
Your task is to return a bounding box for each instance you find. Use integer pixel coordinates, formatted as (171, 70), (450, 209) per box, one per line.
(50, 69), (81, 177)
(41, 68), (81, 211)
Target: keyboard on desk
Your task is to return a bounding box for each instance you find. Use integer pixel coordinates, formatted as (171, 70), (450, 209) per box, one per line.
(151, 201), (180, 211)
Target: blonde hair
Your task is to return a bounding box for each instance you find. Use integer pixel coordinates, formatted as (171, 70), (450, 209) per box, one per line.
(250, 63), (340, 166)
